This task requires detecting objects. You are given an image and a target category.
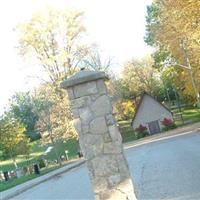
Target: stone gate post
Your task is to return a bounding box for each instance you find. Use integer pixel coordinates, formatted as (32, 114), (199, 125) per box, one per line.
(61, 70), (136, 200)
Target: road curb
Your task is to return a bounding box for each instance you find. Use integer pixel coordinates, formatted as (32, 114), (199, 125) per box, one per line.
(1, 160), (86, 200)
(124, 122), (200, 149)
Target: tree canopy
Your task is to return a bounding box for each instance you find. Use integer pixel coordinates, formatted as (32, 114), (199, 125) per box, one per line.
(8, 92), (40, 141)
(0, 114), (30, 164)
(122, 56), (164, 100)
(145, 0), (200, 105)
(17, 7), (89, 83)
(32, 83), (76, 145)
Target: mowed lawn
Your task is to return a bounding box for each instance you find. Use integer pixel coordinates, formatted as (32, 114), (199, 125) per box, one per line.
(0, 139), (80, 191)
(119, 120), (136, 143)
(0, 139), (79, 172)
(0, 165), (61, 192)
(182, 107), (200, 122)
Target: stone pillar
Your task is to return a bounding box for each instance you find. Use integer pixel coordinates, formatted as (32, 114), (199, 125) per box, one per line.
(61, 70), (136, 200)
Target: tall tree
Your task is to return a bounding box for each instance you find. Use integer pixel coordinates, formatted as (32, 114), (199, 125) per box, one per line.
(33, 84), (75, 143)
(8, 92), (40, 141)
(17, 7), (89, 83)
(83, 47), (112, 72)
(32, 83), (76, 165)
(145, 0), (200, 106)
(0, 114), (29, 168)
(17, 7), (87, 157)
(122, 55), (164, 100)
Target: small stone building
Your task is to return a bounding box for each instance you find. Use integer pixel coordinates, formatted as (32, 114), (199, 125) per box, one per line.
(131, 93), (173, 135)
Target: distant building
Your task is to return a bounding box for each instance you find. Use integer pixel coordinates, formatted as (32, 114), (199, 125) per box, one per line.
(131, 93), (173, 135)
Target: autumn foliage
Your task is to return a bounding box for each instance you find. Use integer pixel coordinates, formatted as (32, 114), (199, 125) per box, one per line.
(145, 0), (200, 105)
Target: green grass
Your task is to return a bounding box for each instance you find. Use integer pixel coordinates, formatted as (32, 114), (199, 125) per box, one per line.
(0, 165), (60, 192)
(182, 107), (200, 122)
(173, 107), (200, 125)
(0, 138), (79, 192)
(0, 139), (79, 172)
(119, 120), (136, 143)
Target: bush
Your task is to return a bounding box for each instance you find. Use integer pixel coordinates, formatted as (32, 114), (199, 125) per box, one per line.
(161, 118), (176, 131)
(38, 159), (46, 168)
(135, 125), (148, 139)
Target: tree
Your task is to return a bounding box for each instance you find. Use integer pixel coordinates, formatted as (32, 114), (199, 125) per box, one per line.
(32, 83), (76, 165)
(108, 77), (136, 120)
(17, 7), (89, 83)
(161, 67), (182, 106)
(121, 101), (135, 120)
(0, 114), (29, 168)
(83, 47), (112, 72)
(145, 0), (200, 106)
(17, 7), (88, 162)
(33, 84), (76, 143)
(122, 55), (164, 100)
(108, 56), (164, 120)
(8, 92), (40, 141)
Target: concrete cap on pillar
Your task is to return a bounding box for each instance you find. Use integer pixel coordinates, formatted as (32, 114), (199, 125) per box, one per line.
(60, 70), (109, 89)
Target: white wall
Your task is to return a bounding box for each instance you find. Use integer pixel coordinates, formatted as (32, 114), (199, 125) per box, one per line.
(132, 95), (173, 132)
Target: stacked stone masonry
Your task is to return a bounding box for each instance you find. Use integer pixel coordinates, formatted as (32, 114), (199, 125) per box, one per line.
(62, 72), (136, 200)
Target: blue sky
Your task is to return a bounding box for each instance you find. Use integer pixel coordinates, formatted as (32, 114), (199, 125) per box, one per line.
(0, 0), (153, 114)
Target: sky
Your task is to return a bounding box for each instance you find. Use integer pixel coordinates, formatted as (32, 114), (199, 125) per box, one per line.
(0, 0), (153, 114)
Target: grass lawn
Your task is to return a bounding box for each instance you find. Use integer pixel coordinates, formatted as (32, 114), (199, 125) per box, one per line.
(182, 107), (200, 122)
(0, 138), (80, 192)
(0, 139), (79, 172)
(173, 107), (200, 125)
(118, 120), (136, 143)
(0, 164), (60, 192)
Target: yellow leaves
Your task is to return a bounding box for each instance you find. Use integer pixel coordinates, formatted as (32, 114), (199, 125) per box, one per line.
(153, 0), (200, 62)
(33, 83), (75, 144)
(0, 118), (27, 155)
(17, 7), (87, 82)
(149, 0), (200, 101)
(121, 101), (135, 120)
(122, 101), (135, 114)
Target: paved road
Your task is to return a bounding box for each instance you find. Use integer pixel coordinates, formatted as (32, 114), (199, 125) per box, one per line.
(13, 131), (200, 200)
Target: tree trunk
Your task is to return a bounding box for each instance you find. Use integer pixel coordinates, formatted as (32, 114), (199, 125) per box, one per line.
(49, 133), (62, 166)
(10, 154), (18, 169)
(188, 68), (200, 108)
(182, 41), (200, 108)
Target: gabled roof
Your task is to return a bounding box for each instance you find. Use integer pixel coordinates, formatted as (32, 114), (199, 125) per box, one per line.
(131, 92), (172, 126)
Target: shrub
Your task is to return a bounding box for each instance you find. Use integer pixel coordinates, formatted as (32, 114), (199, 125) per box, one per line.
(135, 124), (148, 139)
(161, 118), (176, 131)
(38, 159), (46, 168)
